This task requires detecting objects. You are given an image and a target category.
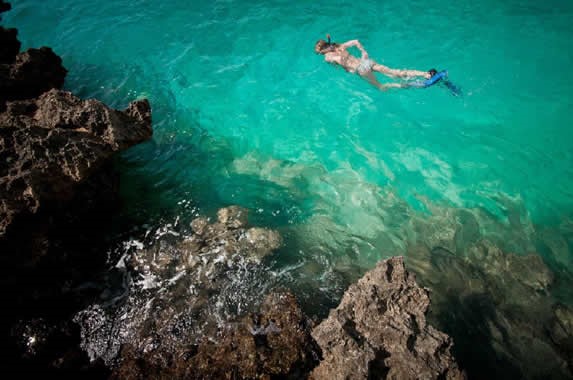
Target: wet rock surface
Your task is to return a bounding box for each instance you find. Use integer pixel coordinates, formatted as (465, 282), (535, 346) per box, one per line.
(84, 230), (464, 380)
(311, 256), (465, 380)
(74, 206), (284, 367)
(112, 291), (319, 379)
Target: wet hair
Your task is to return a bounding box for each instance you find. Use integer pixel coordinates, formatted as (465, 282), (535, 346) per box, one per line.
(315, 39), (338, 54)
(428, 68), (438, 77)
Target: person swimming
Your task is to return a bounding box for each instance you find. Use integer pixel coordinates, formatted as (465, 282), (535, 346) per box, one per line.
(315, 35), (461, 95)
(314, 35), (430, 90)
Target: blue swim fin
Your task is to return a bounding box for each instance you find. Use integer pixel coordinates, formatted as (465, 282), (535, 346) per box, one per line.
(443, 80), (462, 97)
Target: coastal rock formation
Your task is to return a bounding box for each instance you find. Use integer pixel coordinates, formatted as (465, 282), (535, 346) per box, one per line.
(0, 4), (66, 107)
(0, 0), (151, 237)
(131, 205), (281, 280)
(112, 292), (319, 379)
(1, 1), (152, 374)
(311, 256), (465, 380)
(0, 89), (151, 236)
(75, 212), (468, 379)
(74, 206), (284, 366)
(1, 47), (67, 104)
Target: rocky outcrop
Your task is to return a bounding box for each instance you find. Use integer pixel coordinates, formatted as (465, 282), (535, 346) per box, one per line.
(311, 256), (465, 380)
(112, 292), (319, 379)
(1, 1), (152, 375)
(75, 213), (466, 379)
(74, 206), (283, 367)
(0, 3), (66, 107)
(0, 89), (152, 236)
(0, 2), (152, 238)
(0, 47), (67, 104)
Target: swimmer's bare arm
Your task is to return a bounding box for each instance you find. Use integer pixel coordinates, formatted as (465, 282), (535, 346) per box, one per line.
(340, 39), (369, 59)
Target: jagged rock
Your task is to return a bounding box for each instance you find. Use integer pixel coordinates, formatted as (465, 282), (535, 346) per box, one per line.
(189, 292), (319, 379)
(0, 89), (152, 237)
(311, 256), (465, 380)
(111, 292), (319, 379)
(0, 1), (152, 375)
(1, 47), (67, 105)
(74, 206), (283, 367)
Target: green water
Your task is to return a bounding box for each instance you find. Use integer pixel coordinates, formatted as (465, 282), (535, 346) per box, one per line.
(5, 0), (573, 377)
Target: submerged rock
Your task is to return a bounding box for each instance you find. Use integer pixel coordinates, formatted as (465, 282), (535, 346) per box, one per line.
(406, 238), (573, 379)
(311, 256), (465, 380)
(132, 206), (281, 277)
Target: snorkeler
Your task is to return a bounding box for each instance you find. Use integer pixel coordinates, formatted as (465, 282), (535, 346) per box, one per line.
(314, 34), (430, 90)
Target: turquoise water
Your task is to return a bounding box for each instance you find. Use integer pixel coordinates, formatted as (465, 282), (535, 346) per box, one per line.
(5, 0), (573, 377)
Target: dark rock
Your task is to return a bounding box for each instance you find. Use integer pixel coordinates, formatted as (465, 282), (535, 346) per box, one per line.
(112, 291), (319, 379)
(0, 89), (152, 237)
(0, 1), (153, 375)
(9, 318), (109, 375)
(0, 0), (10, 14)
(0, 26), (20, 63)
(74, 206), (283, 367)
(0, 86), (152, 372)
(311, 256), (465, 380)
(1, 47), (68, 106)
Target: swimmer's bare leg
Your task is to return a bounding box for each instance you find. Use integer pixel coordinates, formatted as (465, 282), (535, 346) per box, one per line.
(360, 71), (404, 91)
(372, 64), (429, 79)
(360, 71), (386, 90)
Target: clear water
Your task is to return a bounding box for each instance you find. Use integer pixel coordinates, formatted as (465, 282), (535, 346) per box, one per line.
(5, 0), (573, 378)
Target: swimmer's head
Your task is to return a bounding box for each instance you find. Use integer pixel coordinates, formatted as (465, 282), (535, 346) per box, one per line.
(315, 39), (338, 54)
(428, 68), (438, 77)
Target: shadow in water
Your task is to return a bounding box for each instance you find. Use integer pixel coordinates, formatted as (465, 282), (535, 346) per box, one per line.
(434, 293), (523, 379)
